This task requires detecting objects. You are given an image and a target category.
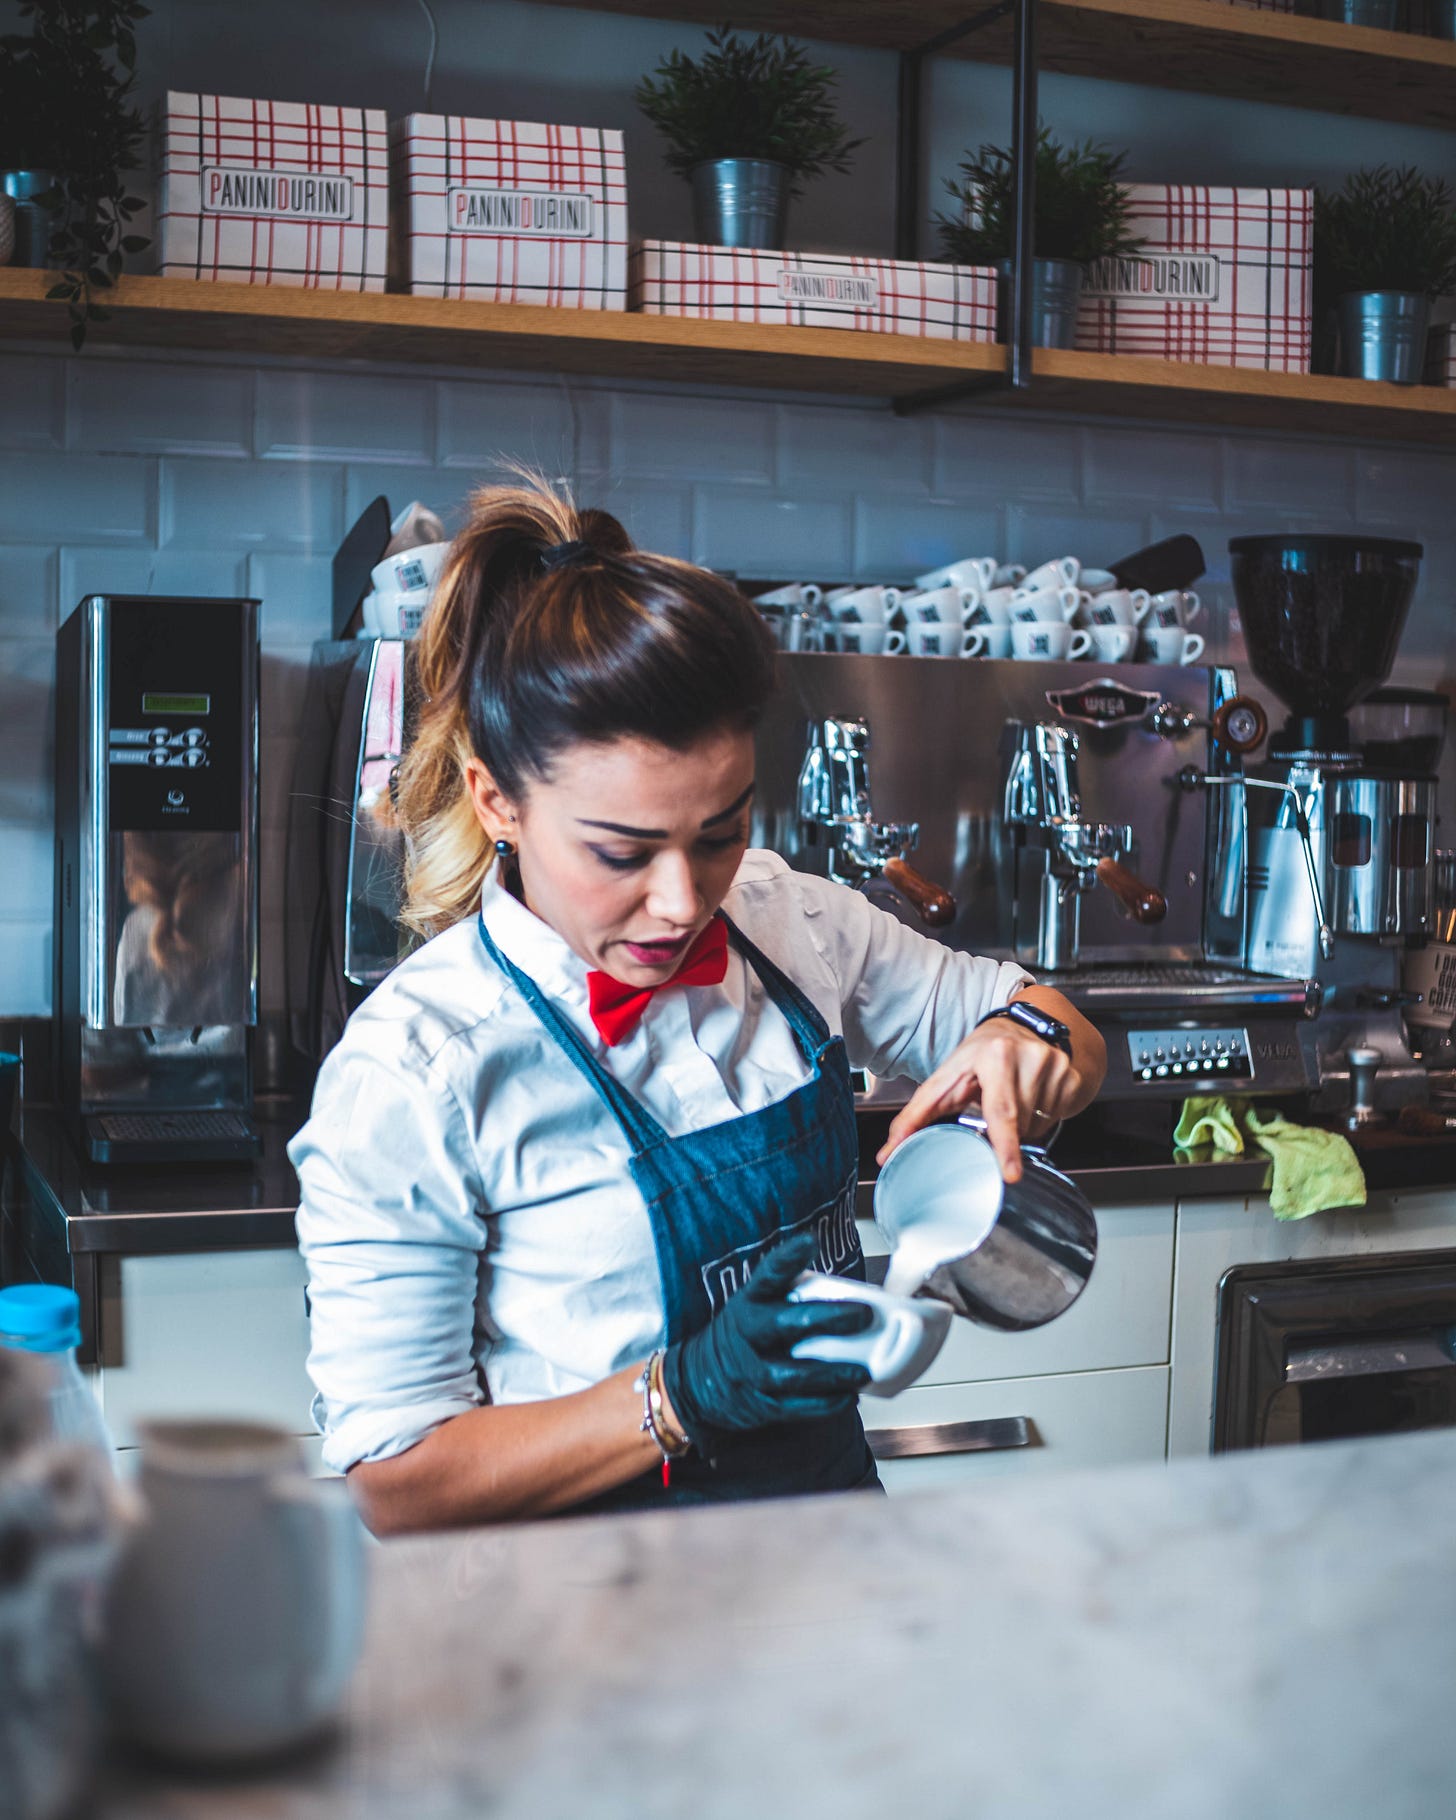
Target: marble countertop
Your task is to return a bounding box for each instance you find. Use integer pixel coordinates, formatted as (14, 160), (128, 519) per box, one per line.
(97, 1428), (1456, 1820)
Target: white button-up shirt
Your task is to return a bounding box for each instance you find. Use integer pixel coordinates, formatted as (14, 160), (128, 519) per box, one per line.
(290, 851), (1032, 1475)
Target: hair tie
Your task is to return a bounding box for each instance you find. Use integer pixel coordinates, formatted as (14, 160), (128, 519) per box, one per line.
(539, 539), (594, 573)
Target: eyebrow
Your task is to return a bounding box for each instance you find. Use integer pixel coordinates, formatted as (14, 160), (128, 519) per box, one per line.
(577, 781), (756, 840)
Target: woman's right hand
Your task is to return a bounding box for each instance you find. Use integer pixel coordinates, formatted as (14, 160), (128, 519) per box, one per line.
(661, 1231), (873, 1448)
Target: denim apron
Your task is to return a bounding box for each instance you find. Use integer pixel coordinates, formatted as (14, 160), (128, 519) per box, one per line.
(477, 914), (881, 1510)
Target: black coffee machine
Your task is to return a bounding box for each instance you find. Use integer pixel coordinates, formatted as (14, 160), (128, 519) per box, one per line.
(1225, 535), (1440, 1110)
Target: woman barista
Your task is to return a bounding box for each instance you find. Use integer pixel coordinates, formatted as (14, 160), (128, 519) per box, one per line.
(291, 480), (1106, 1533)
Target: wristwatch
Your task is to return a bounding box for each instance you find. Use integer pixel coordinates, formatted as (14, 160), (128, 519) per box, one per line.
(976, 999), (1073, 1058)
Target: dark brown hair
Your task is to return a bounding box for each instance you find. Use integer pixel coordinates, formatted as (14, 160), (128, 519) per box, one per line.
(395, 476), (776, 936)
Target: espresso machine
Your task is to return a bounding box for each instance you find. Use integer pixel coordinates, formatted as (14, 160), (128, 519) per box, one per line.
(54, 595), (261, 1163)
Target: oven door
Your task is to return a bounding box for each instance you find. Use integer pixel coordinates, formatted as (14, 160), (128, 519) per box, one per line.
(1214, 1249), (1456, 1451)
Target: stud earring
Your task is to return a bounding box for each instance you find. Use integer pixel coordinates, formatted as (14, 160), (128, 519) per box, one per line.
(494, 838), (516, 858)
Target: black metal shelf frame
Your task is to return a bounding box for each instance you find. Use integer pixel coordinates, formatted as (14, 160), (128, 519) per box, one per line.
(893, 0), (1039, 414)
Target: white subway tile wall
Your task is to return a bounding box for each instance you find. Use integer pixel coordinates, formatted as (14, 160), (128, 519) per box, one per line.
(3, 345), (1455, 1016)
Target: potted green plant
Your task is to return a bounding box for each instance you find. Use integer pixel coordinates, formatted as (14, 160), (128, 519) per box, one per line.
(0, 1), (150, 349)
(1314, 166), (1456, 385)
(936, 128), (1142, 350)
(635, 25), (862, 250)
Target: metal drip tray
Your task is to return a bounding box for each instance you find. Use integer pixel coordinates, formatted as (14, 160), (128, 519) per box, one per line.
(1036, 963), (1320, 1016)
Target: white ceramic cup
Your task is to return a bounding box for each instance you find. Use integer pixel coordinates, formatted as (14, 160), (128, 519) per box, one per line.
(1077, 567), (1118, 594)
(789, 1272), (953, 1399)
(1140, 625), (1206, 665)
(1010, 584), (1080, 626)
(825, 584), (901, 624)
(913, 555), (997, 593)
(1011, 621), (1093, 661)
(966, 585), (1017, 628)
(901, 585), (977, 626)
(1089, 624), (1137, 663)
(102, 1420), (366, 1764)
(753, 582), (824, 611)
(1082, 587), (1152, 630)
(833, 622), (907, 656)
(1146, 588), (1202, 629)
(906, 622), (978, 658)
(965, 625), (1012, 659)
(991, 562), (1026, 589)
(1019, 555), (1080, 593)
(362, 585), (432, 638)
(371, 539), (450, 597)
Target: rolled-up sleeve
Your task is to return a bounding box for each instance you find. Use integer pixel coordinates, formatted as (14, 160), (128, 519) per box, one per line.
(793, 871), (1033, 1080)
(290, 1046), (488, 1476)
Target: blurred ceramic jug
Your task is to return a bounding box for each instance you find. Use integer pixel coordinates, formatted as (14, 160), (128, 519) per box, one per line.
(102, 1419), (365, 1764)
(875, 1114), (1097, 1329)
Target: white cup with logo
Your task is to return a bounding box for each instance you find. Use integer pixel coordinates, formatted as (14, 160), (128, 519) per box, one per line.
(790, 1273), (952, 1399)
(966, 586), (1017, 628)
(1088, 624), (1138, 663)
(371, 539), (451, 597)
(965, 624), (1012, 659)
(906, 622), (978, 658)
(1146, 588), (1202, 630)
(1010, 584), (1080, 626)
(1140, 625), (1206, 666)
(901, 585), (977, 626)
(754, 582), (824, 612)
(1077, 567), (1119, 595)
(825, 584), (901, 625)
(832, 622), (907, 656)
(1011, 622), (1093, 662)
(1019, 555), (1081, 594)
(913, 555), (997, 594)
(1082, 587), (1152, 630)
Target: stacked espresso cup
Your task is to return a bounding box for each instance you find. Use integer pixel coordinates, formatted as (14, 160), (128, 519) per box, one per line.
(752, 555), (1204, 664)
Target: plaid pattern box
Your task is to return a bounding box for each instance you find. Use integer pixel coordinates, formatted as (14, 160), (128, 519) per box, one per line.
(159, 92), (387, 290)
(1076, 187), (1312, 373)
(392, 115), (626, 308)
(630, 242), (998, 340)
(1425, 323), (1456, 387)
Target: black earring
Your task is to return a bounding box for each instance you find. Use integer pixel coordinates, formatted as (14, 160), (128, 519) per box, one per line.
(494, 838), (516, 858)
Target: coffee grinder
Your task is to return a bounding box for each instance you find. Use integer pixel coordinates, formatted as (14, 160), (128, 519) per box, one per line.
(1214, 535), (1435, 1109)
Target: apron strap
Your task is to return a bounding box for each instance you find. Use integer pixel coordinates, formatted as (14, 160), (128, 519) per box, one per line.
(475, 910), (837, 1155)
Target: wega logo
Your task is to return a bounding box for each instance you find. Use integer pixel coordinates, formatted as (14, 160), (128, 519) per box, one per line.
(447, 187), (594, 236)
(201, 166), (354, 221)
(777, 268), (878, 309)
(1082, 254), (1221, 303)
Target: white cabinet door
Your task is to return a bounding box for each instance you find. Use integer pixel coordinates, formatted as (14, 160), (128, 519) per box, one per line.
(95, 1246), (313, 1447)
(857, 1196), (1175, 1383)
(863, 1366), (1169, 1496)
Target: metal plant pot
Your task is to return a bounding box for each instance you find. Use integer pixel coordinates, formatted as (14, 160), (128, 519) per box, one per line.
(1336, 291), (1431, 385)
(2, 171), (58, 268)
(996, 256), (1084, 350)
(1315, 0), (1401, 24)
(689, 158), (789, 250)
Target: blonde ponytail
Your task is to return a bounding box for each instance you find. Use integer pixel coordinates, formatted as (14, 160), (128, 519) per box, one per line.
(394, 471), (774, 941)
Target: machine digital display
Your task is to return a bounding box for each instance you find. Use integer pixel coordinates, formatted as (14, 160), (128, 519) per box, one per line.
(142, 692), (211, 715)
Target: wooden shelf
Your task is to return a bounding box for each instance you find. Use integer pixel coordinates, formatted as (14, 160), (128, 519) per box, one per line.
(536, 0), (1456, 129)
(4, 268), (1456, 444)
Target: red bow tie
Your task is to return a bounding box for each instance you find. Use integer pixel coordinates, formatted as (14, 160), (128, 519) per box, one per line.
(586, 917), (729, 1047)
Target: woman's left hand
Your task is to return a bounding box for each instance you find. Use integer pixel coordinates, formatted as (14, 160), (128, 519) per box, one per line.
(875, 1018), (1088, 1183)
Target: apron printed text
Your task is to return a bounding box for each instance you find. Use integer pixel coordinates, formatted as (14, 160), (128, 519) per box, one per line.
(699, 1169), (859, 1313)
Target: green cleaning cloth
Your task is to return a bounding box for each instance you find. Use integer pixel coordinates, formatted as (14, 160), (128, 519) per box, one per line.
(1173, 1095), (1366, 1220)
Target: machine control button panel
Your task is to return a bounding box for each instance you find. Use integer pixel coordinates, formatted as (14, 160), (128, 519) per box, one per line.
(1127, 1026), (1252, 1085)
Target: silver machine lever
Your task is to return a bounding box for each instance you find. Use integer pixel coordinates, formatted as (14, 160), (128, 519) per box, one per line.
(797, 718), (955, 927)
(1178, 768), (1335, 961)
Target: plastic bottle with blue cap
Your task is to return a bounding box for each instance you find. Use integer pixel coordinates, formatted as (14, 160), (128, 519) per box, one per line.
(0, 1283), (116, 1462)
